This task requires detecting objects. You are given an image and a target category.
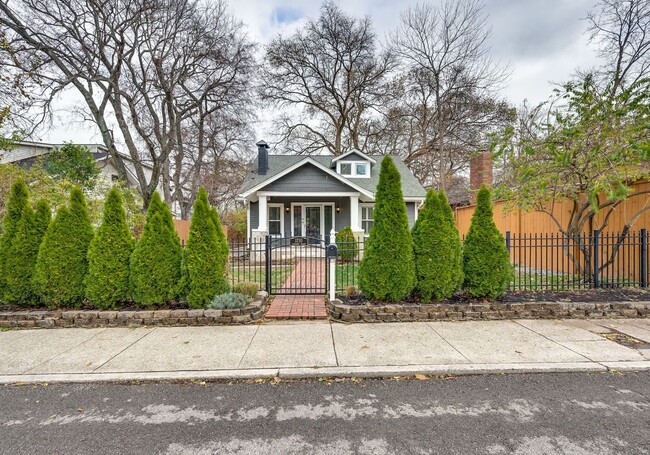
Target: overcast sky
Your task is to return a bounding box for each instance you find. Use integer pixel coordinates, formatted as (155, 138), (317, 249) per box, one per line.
(42, 0), (602, 145)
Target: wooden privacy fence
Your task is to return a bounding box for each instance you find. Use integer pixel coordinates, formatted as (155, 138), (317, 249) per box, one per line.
(454, 181), (650, 237)
(173, 218), (231, 246)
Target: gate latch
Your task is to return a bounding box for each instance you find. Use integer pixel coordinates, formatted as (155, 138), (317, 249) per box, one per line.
(326, 244), (338, 259)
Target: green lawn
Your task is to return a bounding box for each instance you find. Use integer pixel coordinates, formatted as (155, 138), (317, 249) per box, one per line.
(336, 263), (359, 290)
(230, 265), (294, 289)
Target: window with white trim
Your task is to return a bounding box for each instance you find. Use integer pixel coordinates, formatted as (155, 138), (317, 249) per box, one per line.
(337, 161), (370, 178)
(360, 204), (374, 235)
(268, 205), (282, 236)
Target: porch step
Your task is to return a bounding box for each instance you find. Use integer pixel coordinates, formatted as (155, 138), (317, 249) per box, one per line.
(265, 295), (328, 320)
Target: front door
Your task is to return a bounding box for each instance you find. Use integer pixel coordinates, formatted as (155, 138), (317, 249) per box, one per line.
(305, 206), (321, 240)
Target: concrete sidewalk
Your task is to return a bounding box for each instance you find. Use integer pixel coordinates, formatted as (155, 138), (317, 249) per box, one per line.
(1, 319), (650, 384)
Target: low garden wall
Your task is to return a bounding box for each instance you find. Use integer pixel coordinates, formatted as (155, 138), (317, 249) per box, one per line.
(329, 300), (650, 323)
(0, 292), (268, 329)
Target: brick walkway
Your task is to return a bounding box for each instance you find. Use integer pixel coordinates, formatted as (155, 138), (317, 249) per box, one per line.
(265, 259), (328, 319)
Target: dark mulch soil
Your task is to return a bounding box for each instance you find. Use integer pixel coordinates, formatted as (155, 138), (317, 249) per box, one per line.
(0, 300), (190, 313)
(339, 288), (650, 307)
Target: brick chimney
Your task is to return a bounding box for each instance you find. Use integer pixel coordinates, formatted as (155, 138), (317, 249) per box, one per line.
(469, 151), (493, 204)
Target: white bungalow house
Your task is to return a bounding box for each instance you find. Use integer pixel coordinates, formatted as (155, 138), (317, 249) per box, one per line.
(238, 141), (427, 244)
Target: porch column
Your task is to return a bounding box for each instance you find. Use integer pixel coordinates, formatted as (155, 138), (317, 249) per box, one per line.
(349, 195), (365, 260)
(349, 195), (360, 231)
(257, 195), (268, 231)
(251, 195), (268, 264)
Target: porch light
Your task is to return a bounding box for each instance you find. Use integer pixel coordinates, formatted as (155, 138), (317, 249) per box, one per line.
(285, 206), (290, 213)
(336, 206), (340, 213)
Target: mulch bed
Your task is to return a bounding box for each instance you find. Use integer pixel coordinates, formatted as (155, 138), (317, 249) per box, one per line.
(339, 288), (650, 306)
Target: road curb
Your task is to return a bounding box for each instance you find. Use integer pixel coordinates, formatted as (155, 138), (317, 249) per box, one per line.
(2, 361), (649, 385)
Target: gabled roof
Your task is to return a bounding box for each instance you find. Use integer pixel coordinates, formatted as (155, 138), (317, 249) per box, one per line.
(239, 154), (426, 199)
(240, 156), (375, 199)
(331, 149), (377, 164)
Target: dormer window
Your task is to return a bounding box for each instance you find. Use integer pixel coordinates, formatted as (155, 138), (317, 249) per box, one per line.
(337, 161), (370, 178)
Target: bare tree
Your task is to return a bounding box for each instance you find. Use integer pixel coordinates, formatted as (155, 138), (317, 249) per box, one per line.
(587, 0), (650, 95)
(391, 0), (510, 192)
(260, 1), (393, 156)
(0, 0), (255, 209)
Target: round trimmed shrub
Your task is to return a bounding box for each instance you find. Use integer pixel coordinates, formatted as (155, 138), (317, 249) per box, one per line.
(85, 187), (134, 309)
(129, 192), (182, 307)
(4, 200), (51, 305)
(412, 190), (463, 302)
(33, 188), (93, 308)
(462, 186), (513, 299)
(336, 226), (357, 262)
(0, 179), (29, 297)
(185, 188), (230, 308)
(358, 156), (416, 301)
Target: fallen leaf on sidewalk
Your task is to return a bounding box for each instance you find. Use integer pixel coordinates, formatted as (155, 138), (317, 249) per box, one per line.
(414, 374), (427, 380)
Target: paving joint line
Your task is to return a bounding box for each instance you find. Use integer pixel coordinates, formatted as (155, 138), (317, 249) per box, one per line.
(237, 325), (260, 369)
(512, 320), (596, 363)
(425, 322), (472, 364)
(329, 322), (340, 367)
(92, 327), (157, 372)
(23, 327), (109, 374)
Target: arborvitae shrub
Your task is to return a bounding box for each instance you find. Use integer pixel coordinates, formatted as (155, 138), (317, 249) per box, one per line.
(337, 226), (357, 261)
(186, 188), (229, 308)
(439, 191), (464, 291)
(462, 186), (513, 299)
(0, 180), (29, 297)
(129, 192), (181, 307)
(412, 190), (463, 302)
(3, 201), (51, 305)
(33, 188), (93, 308)
(358, 156), (416, 301)
(85, 187), (134, 309)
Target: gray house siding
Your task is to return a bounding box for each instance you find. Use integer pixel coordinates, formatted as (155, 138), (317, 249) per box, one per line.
(263, 163), (353, 192)
(406, 202), (416, 227)
(337, 152), (369, 163)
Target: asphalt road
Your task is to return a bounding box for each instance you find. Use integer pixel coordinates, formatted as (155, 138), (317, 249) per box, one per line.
(1, 372), (650, 454)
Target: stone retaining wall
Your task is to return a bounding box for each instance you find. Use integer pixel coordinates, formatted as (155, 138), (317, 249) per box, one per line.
(329, 300), (650, 323)
(0, 293), (268, 329)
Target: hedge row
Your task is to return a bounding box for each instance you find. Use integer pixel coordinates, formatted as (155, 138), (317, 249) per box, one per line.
(358, 156), (512, 302)
(0, 181), (229, 310)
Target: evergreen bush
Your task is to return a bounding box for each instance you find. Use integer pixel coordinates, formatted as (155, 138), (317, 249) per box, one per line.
(3, 201), (51, 305)
(129, 192), (182, 307)
(336, 226), (357, 261)
(0, 179), (29, 297)
(462, 186), (513, 299)
(412, 190), (463, 302)
(33, 188), (93, 308)
(85, 187), (134, 309)
(358, 156), (416, 301)
(439, 191), (464, 291)
(185, 188), (229, 308)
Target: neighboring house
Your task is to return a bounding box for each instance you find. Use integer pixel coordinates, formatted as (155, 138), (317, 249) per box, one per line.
(0, 140), (163, 198)
(238, 141), (427, 242)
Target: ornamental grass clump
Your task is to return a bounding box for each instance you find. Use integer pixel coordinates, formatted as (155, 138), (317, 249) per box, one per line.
(185, 188), (229, 308)
(85, 187), (134, 309)
(358, 156), (416, 301)
(462, 186), (513, 299)
(3, 200), (51, 306)
(412, 190), (463, 302)
(209, 292), (250, 309)
(129, 192), (182, 307)
(232, 282), (259, 299)
(33, 188), (93, 308)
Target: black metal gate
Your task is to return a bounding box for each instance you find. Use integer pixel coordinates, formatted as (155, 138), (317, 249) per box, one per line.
(266, 236), (328, 295)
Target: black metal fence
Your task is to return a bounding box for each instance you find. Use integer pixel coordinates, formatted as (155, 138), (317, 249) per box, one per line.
(334, 230), (649, 294)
